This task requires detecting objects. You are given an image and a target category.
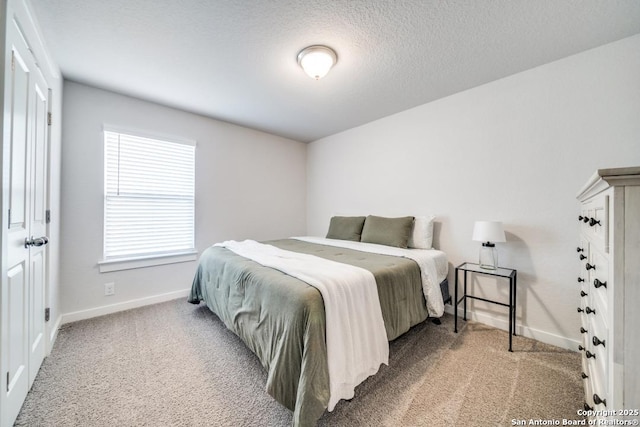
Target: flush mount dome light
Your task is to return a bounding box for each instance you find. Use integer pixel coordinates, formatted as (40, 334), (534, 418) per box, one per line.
(297, 45), (337, 80)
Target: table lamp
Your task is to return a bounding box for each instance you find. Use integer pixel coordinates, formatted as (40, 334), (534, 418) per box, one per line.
(472, 221), (506, 270)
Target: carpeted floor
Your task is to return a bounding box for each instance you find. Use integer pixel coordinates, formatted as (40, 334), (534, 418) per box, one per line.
(15, 299), (584, 426)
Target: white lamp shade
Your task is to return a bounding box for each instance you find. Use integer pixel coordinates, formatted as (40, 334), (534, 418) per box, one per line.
(472, 221), (506, 243)
(297, 45), (337, 80)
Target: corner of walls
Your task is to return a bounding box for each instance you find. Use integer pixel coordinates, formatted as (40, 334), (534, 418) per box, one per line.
(60, 82), (307, 320)
(49, 314), (63, 346)
(306, 34), (640, 351)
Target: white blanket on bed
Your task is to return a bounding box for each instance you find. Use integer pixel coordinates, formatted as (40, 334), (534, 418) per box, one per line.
(293, 236), (446, 317)
(215, 239), (389, 411)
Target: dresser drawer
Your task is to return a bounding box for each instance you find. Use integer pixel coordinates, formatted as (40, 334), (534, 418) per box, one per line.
(580, 330), (599, 409)
(581, 353), (595, 409)
(589, 314), (608, 389)
(588, 355), (608, 409)
(589, 286), (608, 331)
(577, 243), (590, 300)
(589, 247), (609, 318)
(582, 358), (596, 410)
(580, 351), (590, 381)
(580, 193), (609, 252)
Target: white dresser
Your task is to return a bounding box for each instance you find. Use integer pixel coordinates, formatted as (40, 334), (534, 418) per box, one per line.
(577, 167), (640, 416)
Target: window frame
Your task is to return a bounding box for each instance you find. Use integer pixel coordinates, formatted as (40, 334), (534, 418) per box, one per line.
(98, 126), (197, 273)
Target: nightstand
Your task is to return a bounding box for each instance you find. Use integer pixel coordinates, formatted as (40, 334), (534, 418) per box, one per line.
(453, 262), (518, 351)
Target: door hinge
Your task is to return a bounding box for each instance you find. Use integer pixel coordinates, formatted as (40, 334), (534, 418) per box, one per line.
(47, 112), (52, 126)
(6, 372), (8, 392)
(45, 307), (50, 322)
(46, 209), (51, 224)
(7, 209), (10, 228)
(11, 54), (15, 71)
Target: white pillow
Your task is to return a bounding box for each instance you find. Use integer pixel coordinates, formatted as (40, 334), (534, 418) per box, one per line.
(408, 215), (435, 249)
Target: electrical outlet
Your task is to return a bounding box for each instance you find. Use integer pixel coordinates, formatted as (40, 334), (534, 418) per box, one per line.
(104, 282), (115, 296)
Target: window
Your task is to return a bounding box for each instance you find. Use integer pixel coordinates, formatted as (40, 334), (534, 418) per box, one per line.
(100, 129), (196, 272)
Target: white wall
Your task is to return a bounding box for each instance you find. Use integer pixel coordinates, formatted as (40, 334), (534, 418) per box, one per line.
(60, 81), (306, 320)
(307, 34), (640, 349)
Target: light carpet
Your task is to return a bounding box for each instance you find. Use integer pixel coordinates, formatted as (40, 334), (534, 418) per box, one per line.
(15, 298), (584, 426)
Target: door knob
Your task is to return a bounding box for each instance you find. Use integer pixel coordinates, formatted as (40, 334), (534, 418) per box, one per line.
(24, 236), (49, 248)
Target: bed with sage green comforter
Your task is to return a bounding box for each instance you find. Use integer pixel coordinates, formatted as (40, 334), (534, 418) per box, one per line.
(188, 239), (433, 426)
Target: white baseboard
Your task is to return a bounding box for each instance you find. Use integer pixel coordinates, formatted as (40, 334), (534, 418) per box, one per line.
(61, 288), (191, 325)
(444, 305), (580, 351)
(58, 290), (579, 350)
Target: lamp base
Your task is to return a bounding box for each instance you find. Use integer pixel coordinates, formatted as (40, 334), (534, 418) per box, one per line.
(479, 243), (498, 270)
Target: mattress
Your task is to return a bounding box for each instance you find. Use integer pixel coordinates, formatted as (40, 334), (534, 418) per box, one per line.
(188, 238), (448, 426)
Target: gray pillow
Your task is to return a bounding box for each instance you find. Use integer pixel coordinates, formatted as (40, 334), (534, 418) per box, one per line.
(361, 215), (415, 248)
(326, 216), (366, 241)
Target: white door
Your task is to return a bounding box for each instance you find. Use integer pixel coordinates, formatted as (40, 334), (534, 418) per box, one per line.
(1, 17), (50, 427)
(27, 64), (49, 385)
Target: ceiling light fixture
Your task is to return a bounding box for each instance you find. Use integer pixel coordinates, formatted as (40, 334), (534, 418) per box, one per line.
(297, 45), (337, 80)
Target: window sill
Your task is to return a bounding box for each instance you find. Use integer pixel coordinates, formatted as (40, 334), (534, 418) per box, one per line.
(98, 251), (198, 273)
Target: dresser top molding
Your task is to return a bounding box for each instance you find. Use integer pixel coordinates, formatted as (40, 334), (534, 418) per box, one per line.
(577, 166), (640, 202)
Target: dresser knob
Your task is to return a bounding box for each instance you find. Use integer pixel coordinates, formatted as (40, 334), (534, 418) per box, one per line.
(589, 218), (601, 227)
(579, 254), (587, 260)
(584, 403), (594, 411)
(586, 350), (596, 359)
(577, 247), (584, 252)
(593, 394), (606, 406)
(578, 345), (585, 351)
(580, 291), (588, 297)
(578, 216), (584, 221)
(580, 327), (588, 334)
(578, 277), (585, 283)
(594, 278), (607, 289)
(583, 217), (590, 223)
(581, 372), (588, 379)
(592, 336), (605, 347)
(585, 263), (596, 271)
(577, 307), (584, 313)
(585, 306), (596, 315)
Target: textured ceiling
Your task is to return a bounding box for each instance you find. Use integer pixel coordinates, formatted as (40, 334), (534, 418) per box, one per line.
(30, 0), (640, 142)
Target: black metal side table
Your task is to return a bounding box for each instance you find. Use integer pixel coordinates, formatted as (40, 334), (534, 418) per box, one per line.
(453, 262), (518, 351)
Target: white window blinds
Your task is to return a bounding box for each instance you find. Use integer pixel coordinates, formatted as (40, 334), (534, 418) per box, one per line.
(104, 130), (195, 260)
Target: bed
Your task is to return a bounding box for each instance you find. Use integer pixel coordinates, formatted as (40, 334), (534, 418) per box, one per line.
(188, 216), (449, 426)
